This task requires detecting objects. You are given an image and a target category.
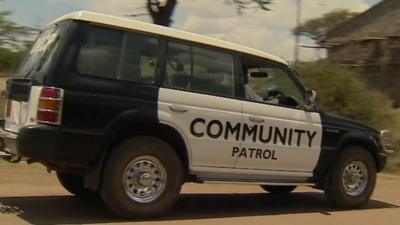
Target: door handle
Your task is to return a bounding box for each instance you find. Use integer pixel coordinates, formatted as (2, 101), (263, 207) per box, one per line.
(249, 116), (265, 123)
(169, 105), (188, 113)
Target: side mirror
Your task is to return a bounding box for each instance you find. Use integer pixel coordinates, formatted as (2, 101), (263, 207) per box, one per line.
(250, 71), (268, 78)
(305, 89), (317, 107)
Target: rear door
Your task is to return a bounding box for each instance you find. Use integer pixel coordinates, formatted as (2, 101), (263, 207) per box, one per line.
(3, 21), (68, 133)
(158, 42), (242, 171)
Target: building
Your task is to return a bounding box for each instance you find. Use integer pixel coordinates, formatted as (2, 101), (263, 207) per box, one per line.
(320, 0), (400, 107)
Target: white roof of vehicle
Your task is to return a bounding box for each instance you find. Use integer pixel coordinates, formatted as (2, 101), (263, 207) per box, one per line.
(50, 11), (288, 65)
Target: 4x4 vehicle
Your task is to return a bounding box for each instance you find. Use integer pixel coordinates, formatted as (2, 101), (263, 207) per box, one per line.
(0, 11), (394, 218)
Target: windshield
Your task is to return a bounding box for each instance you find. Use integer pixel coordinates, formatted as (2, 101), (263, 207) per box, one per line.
(15, 22), (66, 82)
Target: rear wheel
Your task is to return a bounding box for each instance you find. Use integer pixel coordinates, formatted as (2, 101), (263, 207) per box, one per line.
(325, 146), (376, 208)
(101, 136), (183, 218)
(260, 185), (297, 194)
(56, 171), (98, 199)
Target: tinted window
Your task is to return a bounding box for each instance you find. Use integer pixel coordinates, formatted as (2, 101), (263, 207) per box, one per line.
(16, 21), (70, 83)
(76, 25), (160, 84)
(164, 42), (234, 97)
(165, 43), (192, 90)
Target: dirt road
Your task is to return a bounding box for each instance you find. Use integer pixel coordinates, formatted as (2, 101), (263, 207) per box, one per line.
(0, 163), (399, 225)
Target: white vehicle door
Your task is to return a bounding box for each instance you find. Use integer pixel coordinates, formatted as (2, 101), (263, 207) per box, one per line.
(158, 42), (242, 170)
(235, 57), (322, 177)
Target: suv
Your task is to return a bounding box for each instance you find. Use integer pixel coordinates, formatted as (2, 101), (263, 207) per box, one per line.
(0, 11), (394, 217)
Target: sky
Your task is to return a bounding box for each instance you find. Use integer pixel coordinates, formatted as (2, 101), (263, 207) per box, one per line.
(1, 0), (381, 61)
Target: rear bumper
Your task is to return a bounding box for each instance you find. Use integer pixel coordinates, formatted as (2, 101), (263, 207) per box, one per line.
(0, 127), (21, 162)
(17, 124), (59, 161)
(7, 124), (105, 168)
(1, 125), (57, 163)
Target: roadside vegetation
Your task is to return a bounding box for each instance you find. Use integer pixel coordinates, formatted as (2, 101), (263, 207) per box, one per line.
(0, 9), (36, 77)
(294, 61), (400, 172)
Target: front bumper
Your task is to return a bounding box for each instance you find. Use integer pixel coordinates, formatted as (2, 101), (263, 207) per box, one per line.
(380, 130), (395, 154)
(375, 130), (395, 172)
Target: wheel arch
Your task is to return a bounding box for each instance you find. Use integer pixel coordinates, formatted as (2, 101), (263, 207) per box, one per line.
(336, 132), (381, 171)
(315, 131), (381, 189)
(83, 118), (192, 191)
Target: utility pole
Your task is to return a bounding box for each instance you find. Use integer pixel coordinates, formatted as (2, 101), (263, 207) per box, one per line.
(294, 0), (302, 63)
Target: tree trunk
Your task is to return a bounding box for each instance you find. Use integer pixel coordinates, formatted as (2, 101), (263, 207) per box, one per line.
(147, 0), (177, 27)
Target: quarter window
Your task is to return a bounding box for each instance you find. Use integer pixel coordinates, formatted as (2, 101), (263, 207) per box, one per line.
(164, 42), (235, 97)
(76, 25), (160, 84)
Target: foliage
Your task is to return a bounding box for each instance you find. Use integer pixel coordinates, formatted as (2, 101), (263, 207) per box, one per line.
(225, 0), (273, 14)
(141, 0), (273, 26)
(0, 10), (36, 50)
(146, 0), (177, 26)
(0, 47), (25, 74)
(0, 9), (35, 75)
(294, 61), (400, 172)
(294, 61), (396, 129)
(295, 61), (400, 171)
(293, 9), (358, 40)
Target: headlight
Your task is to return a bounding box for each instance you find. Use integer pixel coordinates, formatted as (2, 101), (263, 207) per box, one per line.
(380, 130), (395, 154)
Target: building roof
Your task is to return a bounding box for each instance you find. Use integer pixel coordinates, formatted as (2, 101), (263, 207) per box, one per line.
(50, 11), (288, 65)
(322, 0), (400, 45)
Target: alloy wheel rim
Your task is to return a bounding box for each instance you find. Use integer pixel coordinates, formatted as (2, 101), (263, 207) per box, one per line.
(342, 161), (368, 196)
(123, 156), (167, 203)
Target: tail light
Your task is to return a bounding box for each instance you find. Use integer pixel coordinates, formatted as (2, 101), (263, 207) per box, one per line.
(37, 87), (64, 125)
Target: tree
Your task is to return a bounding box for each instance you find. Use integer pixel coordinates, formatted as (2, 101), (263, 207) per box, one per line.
(226, 0), (273, 15)
(0, 10), (35, 50)
(292, 9), (358, 40)
(146, 0), (177, 26)
(138, 0), (273, 27)
(0, 9), (36, 74)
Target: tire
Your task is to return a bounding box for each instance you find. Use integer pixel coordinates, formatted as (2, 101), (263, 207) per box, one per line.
(325, 146), (377, 209)
(56, 171), (98, 199)
(101, 136), (183, 218)
(260, 185), (297, 194)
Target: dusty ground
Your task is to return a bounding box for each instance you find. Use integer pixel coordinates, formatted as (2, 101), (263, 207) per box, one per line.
(0, 163), (399, 225)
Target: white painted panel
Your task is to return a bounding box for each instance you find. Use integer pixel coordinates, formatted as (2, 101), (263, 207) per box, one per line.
(158, 88), (243, 168)
(4, 86), (42, 133)
(237, 101), (322, 172)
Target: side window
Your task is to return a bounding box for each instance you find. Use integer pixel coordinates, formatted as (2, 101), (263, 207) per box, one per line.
(192, 47), (234, 96)
(76, 25), (160, 84)
(242, 58), (305, 108)
(76, 27), (122, 79)
(164, 42), (235, 97)
(165, 42), (192, 89)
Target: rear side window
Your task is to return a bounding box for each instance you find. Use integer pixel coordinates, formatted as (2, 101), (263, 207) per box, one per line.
(76, 25), (160, 84)
(164, 42), (235, 97)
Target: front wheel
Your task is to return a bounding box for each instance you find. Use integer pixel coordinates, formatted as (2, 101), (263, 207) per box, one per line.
(325, 146), (377, 208)
(101, 136), (183, 218)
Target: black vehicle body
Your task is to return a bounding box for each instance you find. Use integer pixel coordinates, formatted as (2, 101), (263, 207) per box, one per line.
(0, 14), (391, 194)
